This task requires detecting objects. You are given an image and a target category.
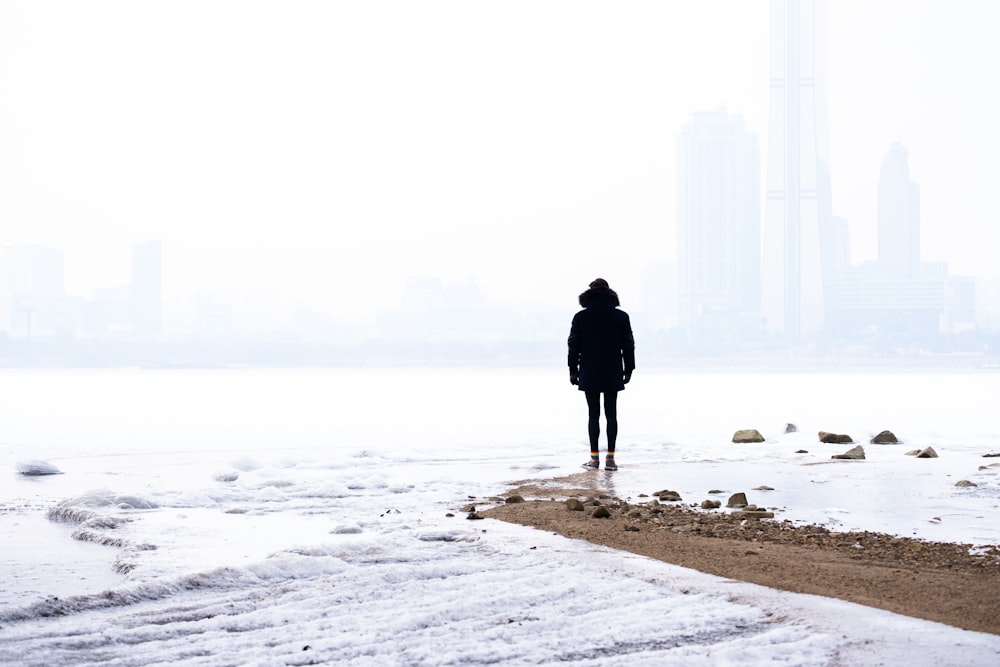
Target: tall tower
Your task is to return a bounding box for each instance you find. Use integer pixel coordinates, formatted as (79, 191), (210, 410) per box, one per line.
(878, 143), (920, 278)
(761, 0), (832, 338)
(677, 110), (760, 329)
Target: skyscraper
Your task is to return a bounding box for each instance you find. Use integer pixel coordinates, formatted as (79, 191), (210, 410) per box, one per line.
(677, 110), (760, 332)
(827, 145), (973, 337)
(761, 0), (833, 338)
(0, 245), (68, 338)
(878, 142), (921, 278)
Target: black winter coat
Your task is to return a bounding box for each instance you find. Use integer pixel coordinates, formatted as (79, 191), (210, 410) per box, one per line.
(567, 286), (636, 392)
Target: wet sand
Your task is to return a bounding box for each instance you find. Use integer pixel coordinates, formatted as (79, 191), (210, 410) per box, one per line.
(480, 473), (1000, 636)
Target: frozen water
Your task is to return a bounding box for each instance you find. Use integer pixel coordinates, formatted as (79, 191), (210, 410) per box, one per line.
(1, 367), (998, 665)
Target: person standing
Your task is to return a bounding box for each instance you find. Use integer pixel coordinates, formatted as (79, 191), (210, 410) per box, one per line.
(567, 278), (635, 471)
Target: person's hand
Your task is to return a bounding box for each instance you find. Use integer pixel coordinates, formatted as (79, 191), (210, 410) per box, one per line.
(569, 371), (579, 385)
(623, 371), (632, 384)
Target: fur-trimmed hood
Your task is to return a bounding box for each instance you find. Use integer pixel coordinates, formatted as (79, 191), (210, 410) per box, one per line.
(578, 286), (620, 309)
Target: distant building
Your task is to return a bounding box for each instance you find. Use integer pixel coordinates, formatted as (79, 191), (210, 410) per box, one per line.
(0, 245), (70, 338)
(78, 241), (164, 339)
(825, 215), (851, 281)
(761, 0), (833, 338)
(827, 145), (975, 337)
(976, 279), (1000, 333)
(379, 276), (521, 342)
(676, 110), (760, 338)
(829, 261), (946, 336)
(878, 143), (921, 279)
(945, 275), (977, 332)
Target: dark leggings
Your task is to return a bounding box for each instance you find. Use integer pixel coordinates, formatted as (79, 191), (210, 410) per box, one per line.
(585, 391), (618, 452)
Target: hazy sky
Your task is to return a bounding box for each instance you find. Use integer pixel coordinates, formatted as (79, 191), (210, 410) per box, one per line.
(2, 1), (998, 316)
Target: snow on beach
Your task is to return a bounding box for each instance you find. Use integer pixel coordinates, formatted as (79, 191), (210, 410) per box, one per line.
(1, 367), (999, 665)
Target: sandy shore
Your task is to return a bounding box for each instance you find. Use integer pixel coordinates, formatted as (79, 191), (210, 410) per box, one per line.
(480, 472), (1000, 636)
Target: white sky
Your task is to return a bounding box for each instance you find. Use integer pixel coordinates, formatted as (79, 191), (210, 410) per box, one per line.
(2, 1), (998, 315)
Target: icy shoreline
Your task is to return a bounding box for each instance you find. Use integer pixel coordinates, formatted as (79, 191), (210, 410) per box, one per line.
(2, 368), (999, 664)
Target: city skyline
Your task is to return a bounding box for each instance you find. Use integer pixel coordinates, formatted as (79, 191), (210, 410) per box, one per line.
(0, 187), (990, 344)
(2, 1), (998, 338)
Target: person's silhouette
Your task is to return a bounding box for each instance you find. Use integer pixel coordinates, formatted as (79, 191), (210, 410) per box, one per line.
(567, 278), (635, 471)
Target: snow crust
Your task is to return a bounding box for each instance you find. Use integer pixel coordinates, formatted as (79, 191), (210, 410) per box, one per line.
(1, 367), (998, 665)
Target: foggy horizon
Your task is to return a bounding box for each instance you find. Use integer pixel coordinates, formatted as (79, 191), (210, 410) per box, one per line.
(3, 1), (1000, 362)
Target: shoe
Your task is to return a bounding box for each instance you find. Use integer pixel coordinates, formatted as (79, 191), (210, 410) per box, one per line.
(581, 459), (599, 470)
(604, 459), (618, 471)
